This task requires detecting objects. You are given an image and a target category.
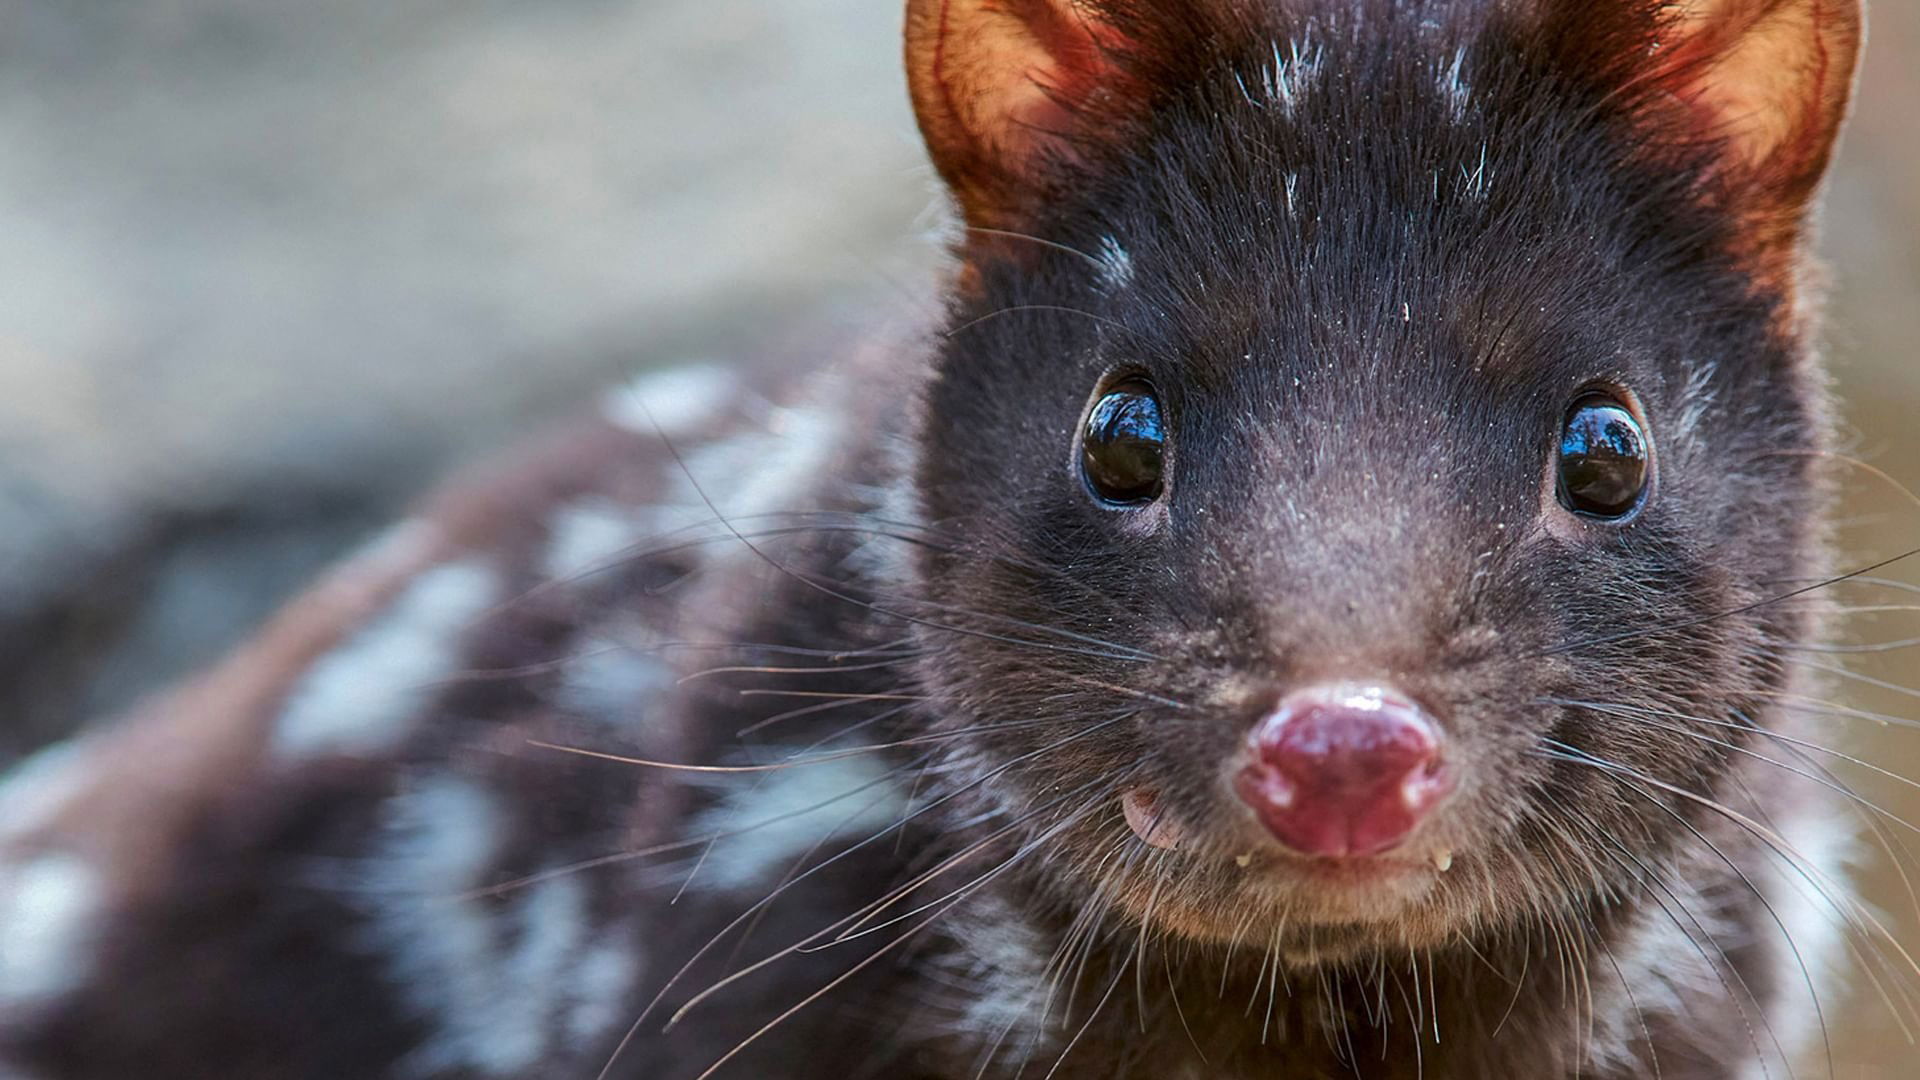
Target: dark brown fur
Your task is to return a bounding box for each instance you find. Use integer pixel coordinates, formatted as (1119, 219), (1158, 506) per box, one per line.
(0, 2), (1877, 1078)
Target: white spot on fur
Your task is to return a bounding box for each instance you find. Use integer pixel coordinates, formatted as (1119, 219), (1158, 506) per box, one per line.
(671, 402), (842, 534)
(1439, 47), (1471, 121)
(1283, 172), (1299, 218)
(0, 742), (87, 842)
(357, 777), (640, 1077)
(542, 499), (651, 581)
(0, 853), (102, 1006)
(1096, 235), (1133, 290)
(604, 381), (857, 593)
(274, 562), (497, 759)
(683, 753), (906, 893)
(603, 365), (735, 438)
(1460, 143), (1491, 202)
(932, 891), (1053, 1067)
(564, 941), (642, 1044)
(373, 776), (502, 891)
(1585, 803), (1858, 1079)
(557, 635), (671, 723)
(1262, 35), (1324, 116)
(1587, 871), (1734, 1074)
(840, 428), (924, 587)
(1737, 807), (1856, 1080)
(1673, 362), (1719, 448)
(1232, 69), (1261, 108)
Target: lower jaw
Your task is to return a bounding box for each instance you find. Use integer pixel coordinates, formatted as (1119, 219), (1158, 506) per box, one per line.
(1137, 906), (1454, 967)
(1106, 860), (1449, 955)
(1262, 921), (1440, 966)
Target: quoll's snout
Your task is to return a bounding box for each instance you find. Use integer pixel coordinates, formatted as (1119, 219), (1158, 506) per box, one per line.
(1234, 685), (1454, 858)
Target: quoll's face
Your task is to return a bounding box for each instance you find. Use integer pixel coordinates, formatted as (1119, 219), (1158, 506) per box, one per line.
(909, 21), (1827, 958)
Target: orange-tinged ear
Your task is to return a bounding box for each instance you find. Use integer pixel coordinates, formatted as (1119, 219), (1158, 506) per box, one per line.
(1644, 0), (1862, 255)
(905, 0), (1136, 232)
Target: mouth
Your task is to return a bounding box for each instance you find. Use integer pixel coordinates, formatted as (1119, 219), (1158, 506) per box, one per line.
(1113, 784), (1463, 948)
(1119, 785), (1455, 878)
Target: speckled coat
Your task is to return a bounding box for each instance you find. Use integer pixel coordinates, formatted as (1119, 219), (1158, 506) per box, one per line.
(0, 1), (1875, 1078)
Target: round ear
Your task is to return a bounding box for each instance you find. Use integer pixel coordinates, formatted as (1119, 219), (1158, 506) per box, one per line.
(1664, 1), (1862, 229)
(904, 0), (1141, 233)
(1567, 0), (1863, 264)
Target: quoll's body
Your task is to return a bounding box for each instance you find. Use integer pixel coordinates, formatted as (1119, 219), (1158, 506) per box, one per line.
(0, 1), (1873, 1077)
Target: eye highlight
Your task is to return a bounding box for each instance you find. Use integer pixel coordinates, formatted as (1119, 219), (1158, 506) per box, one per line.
(1556, 392), (1651, 520)
(1081, 379), (1167, 505)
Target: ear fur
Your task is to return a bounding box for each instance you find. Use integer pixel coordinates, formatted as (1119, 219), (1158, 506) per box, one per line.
(904, 0), (1141, 232)
(1662, 1), (1861, 198)
(1564, 0), (1863, 264)
(903, 0), (1862, 283)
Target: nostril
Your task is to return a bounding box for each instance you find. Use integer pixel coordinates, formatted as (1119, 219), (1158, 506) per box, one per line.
(1234, 684), (1454, 858)
(1256, 691), (1436, 783)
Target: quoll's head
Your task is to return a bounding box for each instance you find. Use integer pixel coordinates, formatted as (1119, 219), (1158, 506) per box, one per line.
(900, 0), (1860, 958)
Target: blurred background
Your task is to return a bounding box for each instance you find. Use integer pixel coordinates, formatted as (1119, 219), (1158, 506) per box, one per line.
(0, 0), (1913, 1073)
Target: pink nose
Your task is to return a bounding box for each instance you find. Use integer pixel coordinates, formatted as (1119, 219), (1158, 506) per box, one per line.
(1233, 685), (1453, 857)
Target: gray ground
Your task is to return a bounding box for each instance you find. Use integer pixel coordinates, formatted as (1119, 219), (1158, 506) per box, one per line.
(2, 1), (1917, 1069)
(0, 0), (940, 748)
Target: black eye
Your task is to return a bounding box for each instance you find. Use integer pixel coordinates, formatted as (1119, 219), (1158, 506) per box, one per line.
(1081, 379), (1166, 505)
(1556, 393), (1651, 520)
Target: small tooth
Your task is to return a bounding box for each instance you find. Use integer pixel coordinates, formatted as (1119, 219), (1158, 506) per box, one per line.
(1234, 852), (1253, 868)
(1430, 849), (1454, 872)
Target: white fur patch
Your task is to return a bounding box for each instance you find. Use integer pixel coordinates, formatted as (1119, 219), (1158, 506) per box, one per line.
(1589, 803), (1858, 1079)
(1263, 35), (1324, 116)
(557, 635), (672, 723)
(0, 853), (102, 1006)
(1460, 143), (1491, 202)
(840, 428), (924, 588)
(356, 777), (640, 1078)
(274, 562), (498, 759)
(542, 499), (653, 581)
(658, 401), (843, 554)
(1588, 871), (1733, 1074)
(725, 405), (839, 520)
(370, 775), (503, 893)
(0, 742), (87, 843)
(563, 940), (642, 1045)
(546, 401), (845, 606)
(683, 753), (906, 893)
(1672, 362), (1720, 451)
(933, 891), (1053, 1069)
(1438, 46), (1471, 121)
(1096, 235), (1133, 291)
(1737, 807), (1856, 1080)
(603, 365), (736, 439)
